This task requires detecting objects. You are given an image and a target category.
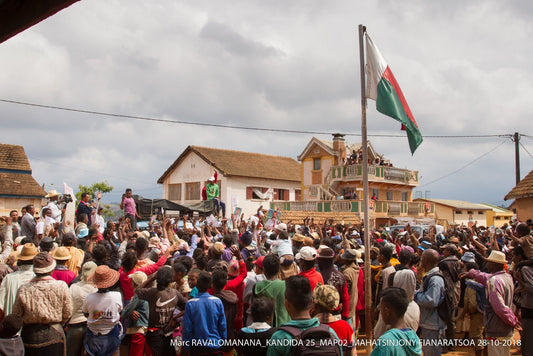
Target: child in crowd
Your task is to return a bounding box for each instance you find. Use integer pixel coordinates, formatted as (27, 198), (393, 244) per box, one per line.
(121, 271), (151, 356)
(0, 314), (23, 356)
(237, 298), (276, 356)
(187, 268), (200, 298)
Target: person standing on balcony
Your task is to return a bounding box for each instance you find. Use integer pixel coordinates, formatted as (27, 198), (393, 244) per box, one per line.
(207, 175), (225, 218)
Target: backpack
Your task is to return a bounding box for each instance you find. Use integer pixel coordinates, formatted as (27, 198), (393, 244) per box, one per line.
(279, 324), (342, 356)
(422, 272), (455, 324)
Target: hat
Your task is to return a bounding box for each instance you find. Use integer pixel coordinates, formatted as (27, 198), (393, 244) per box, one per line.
(81, 261), (97, 281)
(53, 247), (72, 260)
(449, 237), (460, 243)
(212, 242), (225, 255)
(178, 241), (190, 251)
(310, 232), (320, 240)
(295, 246), (317, 261)
(317, 245), (334, 259)
(417, 245), (426, 251)
(39, 236), (55, 252)
(461, 252), (475, 264)
(129, 271), (148, 286)
(89, 265), (120, 289)
(14, 235), (25, 247)
(485, 250), (507, 265)
(141, 231), (151, 239)
(240, 231), (253, 246)
(312, 283), (340, 311)
(303, 236), (314, 247)
(45, 190), (61, 198)
(292, 233), (305, 242)
(17, 243), (38, 261)
(421, 241), (432, 249)
(208, 176), (215, 181)
(294, 224), (302, 232)
(228, 259), (240, 277)
(33, 252), (56, 274)
(275, 223), (287, 232)
(351, 230), (360, 236)
(402, 246), (415, 254)
(254, 256), (265, 269)
(370, 246), (379, 255)
(77, 228), (89, 239)
(341, 248), (358, 261)
(148, 237), (161, 248)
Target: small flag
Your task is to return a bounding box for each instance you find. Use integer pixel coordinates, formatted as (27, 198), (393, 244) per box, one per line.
(365, 34), (423, 154)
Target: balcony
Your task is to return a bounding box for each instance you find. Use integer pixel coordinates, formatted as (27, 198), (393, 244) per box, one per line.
(329, 164), (419, 186)
(271, 199), (434, 218)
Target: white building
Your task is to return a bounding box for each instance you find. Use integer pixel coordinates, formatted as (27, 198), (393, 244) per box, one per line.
(157, 146), (301, 218)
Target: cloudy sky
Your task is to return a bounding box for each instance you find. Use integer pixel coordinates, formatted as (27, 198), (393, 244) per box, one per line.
(1, 0), (532, 207)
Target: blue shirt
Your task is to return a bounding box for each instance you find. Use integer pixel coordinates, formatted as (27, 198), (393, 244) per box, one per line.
(182, 292), (226, 350)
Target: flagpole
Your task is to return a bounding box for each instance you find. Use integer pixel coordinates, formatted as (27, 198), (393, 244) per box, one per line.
(358, 24), (373, 351)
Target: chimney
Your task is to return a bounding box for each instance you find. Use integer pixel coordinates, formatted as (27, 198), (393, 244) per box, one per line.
(332, 133), (346, 165)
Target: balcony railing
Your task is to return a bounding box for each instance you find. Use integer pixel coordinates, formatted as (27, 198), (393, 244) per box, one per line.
(330, 164), (419, 185)
(271, 199), (434, 217)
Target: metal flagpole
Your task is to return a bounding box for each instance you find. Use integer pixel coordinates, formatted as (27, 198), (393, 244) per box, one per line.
(358, 24), (373, 352)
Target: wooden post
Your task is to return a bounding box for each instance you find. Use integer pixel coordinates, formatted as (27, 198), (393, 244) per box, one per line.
(358, 24), (373, 353)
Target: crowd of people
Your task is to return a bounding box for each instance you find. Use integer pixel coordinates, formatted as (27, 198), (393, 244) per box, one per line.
(0, 188), (531, 356)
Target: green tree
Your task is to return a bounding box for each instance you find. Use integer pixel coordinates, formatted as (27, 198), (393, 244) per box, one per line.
(76, 181), (115, 218)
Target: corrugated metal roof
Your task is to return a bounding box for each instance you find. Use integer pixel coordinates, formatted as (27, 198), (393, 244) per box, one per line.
(418, 198), (490, 210)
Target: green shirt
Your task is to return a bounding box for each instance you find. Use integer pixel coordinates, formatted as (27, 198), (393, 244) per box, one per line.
(206, 183), (219, 200)
(370, 328), (422, 356)
(266, 318), (341, 356)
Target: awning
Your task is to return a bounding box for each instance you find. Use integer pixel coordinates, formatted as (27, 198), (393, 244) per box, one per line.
(0, 0), (80, 43)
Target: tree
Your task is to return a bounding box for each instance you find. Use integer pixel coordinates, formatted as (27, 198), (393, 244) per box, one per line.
(76, 181), (114, 218)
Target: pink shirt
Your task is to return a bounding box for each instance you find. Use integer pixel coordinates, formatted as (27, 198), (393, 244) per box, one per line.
(123, 197), (136, 216)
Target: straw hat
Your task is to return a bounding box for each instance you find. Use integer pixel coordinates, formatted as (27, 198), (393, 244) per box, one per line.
(291, 233), (305, 242)
(53, 247), (72, 261)
(45, 190), (61, 198)
(485, 250), (507, 265)
(17, 243), (39, 261)
(89, 265), (120, 289)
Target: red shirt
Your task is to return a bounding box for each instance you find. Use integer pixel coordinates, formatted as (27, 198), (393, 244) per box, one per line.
(119, 254), (167, 302)
(299, 267), (324, 290)
(326, 319), (354, 345)
(52, 267), (76, 286)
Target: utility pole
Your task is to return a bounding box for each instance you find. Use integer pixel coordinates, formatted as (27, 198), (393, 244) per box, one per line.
(513, 132), (520, 185)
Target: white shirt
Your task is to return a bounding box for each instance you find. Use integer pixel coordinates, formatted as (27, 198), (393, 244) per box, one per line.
(70, 280), (98, 324)
(95, 214), (105, 234)
(46, 201), (62, 223)
(83, 291), (123, 335)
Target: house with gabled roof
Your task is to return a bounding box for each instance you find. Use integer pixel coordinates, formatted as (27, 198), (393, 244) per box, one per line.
(414, 198), (490, 227)
(157, 146), (301, 217)
(0, 143), (46, 216)
(479, 203), (514, 228)
(505, 169), (533, 221)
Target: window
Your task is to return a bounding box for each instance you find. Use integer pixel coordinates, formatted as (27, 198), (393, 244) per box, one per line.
(467, 211), (473, 215)
(274, 189), (289, 201)
(168, 184), (181, 201)
(185, 182), (200, 200)
(386, 191), (393, 201)
(246, 187), (268, 200)
(313, 158), (321, 171)
(295, 189), (301, 201)
(478, 211), (484, 215)
(401, 192), (409, 201)
(372, 189), (379, 199)
(309, 186), (318, 197)
(455, 210), (462, 214)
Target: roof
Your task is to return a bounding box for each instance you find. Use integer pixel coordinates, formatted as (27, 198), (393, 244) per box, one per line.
(505, 169), (533, 200)
(415, 198), (490, 210)
(0, 143), (45, 198)
(0, 172), (46, 197)
(158, 146), (301, 184)
(479, 203), (513, 214)
(297, 137), (381, 161)
(0, 0), (80, 44)
(0, 144), (31, 171)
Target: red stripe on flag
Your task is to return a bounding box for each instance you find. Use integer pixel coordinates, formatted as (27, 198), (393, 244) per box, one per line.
(382, 66), (419, 128)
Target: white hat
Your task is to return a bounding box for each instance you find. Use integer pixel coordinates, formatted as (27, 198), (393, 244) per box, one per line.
(208, 176), (215, 181)
(485, 250), (507, 265)
(275, 223), (287, 232)
(295, 246), (317, 261)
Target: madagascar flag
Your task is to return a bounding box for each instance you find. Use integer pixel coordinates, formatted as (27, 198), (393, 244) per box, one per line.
(365, 34), (423, 154)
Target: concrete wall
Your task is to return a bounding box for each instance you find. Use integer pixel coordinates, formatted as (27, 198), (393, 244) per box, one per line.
(514, 198), (533, 221)
(0, 197), (45, 216)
